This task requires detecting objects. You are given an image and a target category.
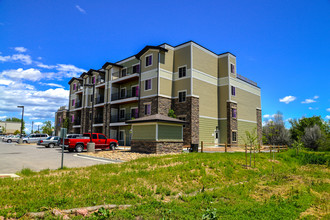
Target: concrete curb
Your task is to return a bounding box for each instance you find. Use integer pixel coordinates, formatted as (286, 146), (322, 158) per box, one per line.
(0, 174), (20, 178)
(76, 153), (125, 163)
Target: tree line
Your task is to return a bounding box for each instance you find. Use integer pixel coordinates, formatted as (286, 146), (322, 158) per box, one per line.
(263, 112), (330, 151)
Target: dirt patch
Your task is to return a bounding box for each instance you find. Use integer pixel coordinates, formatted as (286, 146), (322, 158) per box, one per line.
(83, 150), (180, 162)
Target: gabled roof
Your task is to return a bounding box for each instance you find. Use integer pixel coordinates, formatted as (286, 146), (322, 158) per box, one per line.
(68, 77), (83, 85)
(127, 114), (186, 124)
(135, 46), (168, 59)
(102, 62), (123, 69)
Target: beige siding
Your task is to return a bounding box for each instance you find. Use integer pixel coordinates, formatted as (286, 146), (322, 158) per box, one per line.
(219, 85), (229, 118)
(199, 117), (218, 144)
(219, 120), (227, 144)
(140, 50), (159, 73)
(158, 124), (182, 140)
(193, 46), (218, 78)
(237, 121), (257, 145)
(132, 124), (156, 140)
(119, 58), (139, 68)
(193, 79), (218, 117)
(218, 56), (229, 78)
(140, 77), (157, 97)
(173, 78), (191, 97)
(174, 45), (191, 71)
(232, 88), (261, 121)
(160, 49), (173, 72)
(159, 78), (172, 97)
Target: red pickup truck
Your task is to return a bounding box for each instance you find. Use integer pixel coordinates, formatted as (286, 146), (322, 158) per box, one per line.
(64, 133), (118, 153)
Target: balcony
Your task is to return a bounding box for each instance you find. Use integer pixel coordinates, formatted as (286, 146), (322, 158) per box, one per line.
(74, 119), (81, 125)
(75, 85), (84, 93)
(75, 101), (82, 108)
(236, 74), (258, 87)
(112, 66), (140, 84)
(94, 117), (104, 124)
(95, 96), (104, 104)
(111, 89), (139, 104)
(110, 113), (138, 123)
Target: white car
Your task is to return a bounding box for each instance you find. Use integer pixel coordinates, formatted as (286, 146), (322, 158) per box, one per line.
(3, 135), (20, 143)
(21, 134), (49, 144)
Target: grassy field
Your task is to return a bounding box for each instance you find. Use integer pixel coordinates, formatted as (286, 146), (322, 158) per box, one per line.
(0, 150), (329, 219)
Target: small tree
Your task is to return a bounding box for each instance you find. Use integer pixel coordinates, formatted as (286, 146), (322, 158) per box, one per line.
(13, 130), (20, 135)
(168, 109), (176, 118)
(41, 121), (54, 135)
(263, 111), (290, 145)
(242, 128), (258, 167)
(63, 118), (69, 129)
(301, 125), (322, 150)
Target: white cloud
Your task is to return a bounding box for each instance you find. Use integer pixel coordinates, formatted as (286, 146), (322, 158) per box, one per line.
(0, 54), (11, 62)
(34, 122), (43, 126)
(263, 114), (270, 118)
(0, 116), (7, 120)
(308, 107), (313, 110)
(326, 108), (330, 112)
(37, 57), (42, 60)
(325, 115), (330, 120)
(56, 64), (86, 78)
(75, 5), (86, 14)
(302, 96), (319, 104)
(35, 62), (56, 69)
(14, 47), (27, 53)
(11, 54), (32, 64)
(1, 68), (43, 81)
(39, 82), (64, 88)
(279, 95), (296, 104)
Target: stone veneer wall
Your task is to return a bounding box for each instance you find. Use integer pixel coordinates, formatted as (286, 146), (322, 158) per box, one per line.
(227, 102), (237, 144)
(157, 96), (172, 116)
(104, 104), (111, 137)
(256, 109), (262, 145)
(131, 140), (183, 154)
(172, 97), (199, 145)
(139, 97), (158, 117)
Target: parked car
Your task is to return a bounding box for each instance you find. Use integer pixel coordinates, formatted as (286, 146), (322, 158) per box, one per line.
(64, 133), (118, 153)
(2, 135), (20, 143)
(37, 136), (60, 148)
(58, 134), (83, 145)
(20, 133), (49, 144)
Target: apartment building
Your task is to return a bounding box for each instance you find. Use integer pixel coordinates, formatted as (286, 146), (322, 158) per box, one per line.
(66, 41), (262, 146)
(54, 106), (68, 136)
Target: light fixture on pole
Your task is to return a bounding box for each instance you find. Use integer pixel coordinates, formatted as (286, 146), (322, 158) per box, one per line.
(84, 83), (95, 153)
(17, 106), (24, 144)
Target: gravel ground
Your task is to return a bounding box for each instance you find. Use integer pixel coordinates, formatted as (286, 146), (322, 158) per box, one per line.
(83, 150), (180, 161)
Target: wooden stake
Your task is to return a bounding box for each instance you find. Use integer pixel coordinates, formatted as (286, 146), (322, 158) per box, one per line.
(270, 146), (272, 159)
(245, 144), (247, 167)
(201, 141), (204, 153)
(278, 145), (280, 153)
(225, 143), (227, 153)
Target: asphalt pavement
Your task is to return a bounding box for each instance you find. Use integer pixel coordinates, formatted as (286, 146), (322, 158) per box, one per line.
(0, 142), (112, 173)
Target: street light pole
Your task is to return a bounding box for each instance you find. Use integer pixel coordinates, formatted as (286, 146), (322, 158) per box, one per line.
(17, 106), (24, 144)
(84, 83), (95, 152)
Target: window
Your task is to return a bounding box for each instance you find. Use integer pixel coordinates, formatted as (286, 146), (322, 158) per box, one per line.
(179, 116), (186, 128)
(119, 131), (124, 141)
(92, 134), (97, 139)
(121, 68), (127, 77)
(145, 55), (152, 67)
(119, 109), (125, 119)
(99, 134), (106, 139)
(131, 86), (139, 97)
(71, 115), (74, 123)
(72, 99), (75, 107)
(232, 108), (237, 118)
(145, 79), (152, 91)
(232, 131), (237, 142)
(231, 86), (236, 96)
(120, 88), (126, 98)
(230, 64), (235, 74)
(133, 64), (140, 73)
(73, 83), (76, 90)
(131, 108), (138, 118)
(144, 104), (151, 115)
(179, 91), (186, 103)
(92, 76), (95, 84)
(178, 66), (186, 78)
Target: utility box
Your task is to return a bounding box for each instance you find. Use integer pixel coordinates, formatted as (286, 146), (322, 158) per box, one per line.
(127, 114), (186, 154)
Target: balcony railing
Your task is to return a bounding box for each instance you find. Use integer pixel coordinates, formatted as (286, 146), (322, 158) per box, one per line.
(75, 101), (82, 108)
(74, 119), (81, 125)
(94, 117), (104, 124)
(111, 89), (139, 101)
(111, 113), (138, 123)
(95, 96), (104, 104)
(112, 66), (140, 80)
(96, 76), (105, 84)
(236, 74), (258, 87)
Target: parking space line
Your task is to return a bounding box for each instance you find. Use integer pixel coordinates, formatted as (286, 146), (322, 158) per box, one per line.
(72, 154), (115, 163)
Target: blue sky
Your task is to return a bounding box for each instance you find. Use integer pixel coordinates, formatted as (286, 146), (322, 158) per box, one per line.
(0, 0), (329, 132)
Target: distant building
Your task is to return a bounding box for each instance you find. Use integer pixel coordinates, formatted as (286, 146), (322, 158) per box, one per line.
(65, 41), (262, 146)
(0, 121), (21, 135)
(54, 106), (69, 136)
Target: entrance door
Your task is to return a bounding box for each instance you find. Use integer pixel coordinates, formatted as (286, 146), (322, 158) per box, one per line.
(214, 130), (219, 144)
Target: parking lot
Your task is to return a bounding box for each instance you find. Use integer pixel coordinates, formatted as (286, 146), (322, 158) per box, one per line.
(0, 141), (113, 173)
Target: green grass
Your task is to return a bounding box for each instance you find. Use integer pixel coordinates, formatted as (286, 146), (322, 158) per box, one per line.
(1, 150), (329, 219)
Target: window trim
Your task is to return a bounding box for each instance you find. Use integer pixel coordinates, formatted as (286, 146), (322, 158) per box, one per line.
(120, 87), (127, 98)
(73, 83), (76, 90)
(132, 63), (140, 74)
(144, 103), (151, 115)
(232, 108), (237, 119)
(178, 90), (187, 103)
(121, 67), (127, 77)
(178, 65), (187, 78)
(144, 79), (152, 91)
(130, 107), (138, 118)
(119, 108), (126, 119)
(131, 85), (139, 97)
(232, 130), (237, 142)
(230, 63), (235, 74)
(145, 54), (153, 67)
(231, 86), (236, 96)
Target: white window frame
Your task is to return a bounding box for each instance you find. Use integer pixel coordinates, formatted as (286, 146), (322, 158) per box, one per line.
(145, 54), (153, 67)
(131, 85), (138, 97)
(132, 63), (140, 73)
(232, 130), (237, 142)
(178, 65), (187, 78)
(144, 103), (151, 115)
(121, 67), (127, 77)
(119, 108), (126, 119)
(130, 107), (138, 118)
(144, 79), (152, 91)
(231, 86), (236, 96)
(178, 90), (187, 103)
(230, 63), (235, 74)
